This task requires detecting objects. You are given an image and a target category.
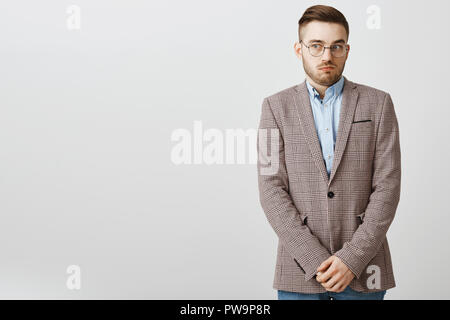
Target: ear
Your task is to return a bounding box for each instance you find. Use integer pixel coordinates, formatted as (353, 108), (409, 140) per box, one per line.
(294, 42), (302, 59)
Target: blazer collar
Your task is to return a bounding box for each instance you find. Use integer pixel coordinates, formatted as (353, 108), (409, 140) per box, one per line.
(292, 75), (359, 185)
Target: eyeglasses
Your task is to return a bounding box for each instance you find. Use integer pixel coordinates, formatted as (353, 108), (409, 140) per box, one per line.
(299, 40), (348, 58)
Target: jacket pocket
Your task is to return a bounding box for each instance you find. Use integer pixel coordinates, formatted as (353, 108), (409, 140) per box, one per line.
(351, 120), (373, 132)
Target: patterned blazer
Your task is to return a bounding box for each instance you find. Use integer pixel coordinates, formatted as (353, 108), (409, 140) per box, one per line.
(257, 76), (401, 293)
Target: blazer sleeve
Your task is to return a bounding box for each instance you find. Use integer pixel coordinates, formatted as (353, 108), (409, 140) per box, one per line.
(334, 93), (402, 279)
(257, 97), (331, 282)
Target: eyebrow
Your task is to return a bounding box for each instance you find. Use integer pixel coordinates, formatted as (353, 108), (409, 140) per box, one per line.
(307, 39), (346, 44)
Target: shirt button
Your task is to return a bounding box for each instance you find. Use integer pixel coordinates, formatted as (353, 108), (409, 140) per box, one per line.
(327, 155), (331, 159)
(327, 191), (334, 198)
(325, 128), (329, 132)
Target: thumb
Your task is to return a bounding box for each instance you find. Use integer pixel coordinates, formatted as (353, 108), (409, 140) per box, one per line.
(317, 257), (333, 272)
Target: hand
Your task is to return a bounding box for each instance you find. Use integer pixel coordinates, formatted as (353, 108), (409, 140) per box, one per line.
(315, 255), (355, 293)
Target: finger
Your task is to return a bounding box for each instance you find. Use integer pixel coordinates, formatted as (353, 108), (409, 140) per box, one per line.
(329, 281), (343, 293)
(335, 277), (353, 293)
(317, 265), (336, 283)
(315, 272), (324, 284)
(322, 274), (339, 290)
(317, 257), (333, 272)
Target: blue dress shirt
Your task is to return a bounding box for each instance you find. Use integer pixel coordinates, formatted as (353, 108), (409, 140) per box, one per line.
(305, 76), (345, 177)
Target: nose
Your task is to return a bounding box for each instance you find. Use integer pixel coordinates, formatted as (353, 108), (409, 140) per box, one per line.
(321, 47), (333, 61)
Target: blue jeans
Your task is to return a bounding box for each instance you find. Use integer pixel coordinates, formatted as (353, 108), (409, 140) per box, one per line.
(278, 286), (387, 300)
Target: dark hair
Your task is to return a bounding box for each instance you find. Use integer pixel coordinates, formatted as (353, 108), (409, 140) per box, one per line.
(298, 5), (349, 41)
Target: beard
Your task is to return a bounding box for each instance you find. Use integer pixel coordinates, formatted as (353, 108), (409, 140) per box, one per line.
(303, 60), (345, 86)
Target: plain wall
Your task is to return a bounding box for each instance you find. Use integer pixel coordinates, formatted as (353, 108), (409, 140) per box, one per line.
(0, 0), (448, 299)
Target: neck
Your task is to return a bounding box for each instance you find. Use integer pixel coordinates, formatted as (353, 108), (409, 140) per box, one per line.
(306, 75), (342, 100)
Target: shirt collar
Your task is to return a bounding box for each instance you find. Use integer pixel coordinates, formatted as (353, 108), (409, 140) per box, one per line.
(306, 76), (345, 101)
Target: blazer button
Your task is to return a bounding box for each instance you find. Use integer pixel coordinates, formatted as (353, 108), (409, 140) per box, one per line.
(327, 191), (334, 198)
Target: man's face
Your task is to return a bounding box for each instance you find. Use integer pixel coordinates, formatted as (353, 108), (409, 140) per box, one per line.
(294, 21), (350, 86)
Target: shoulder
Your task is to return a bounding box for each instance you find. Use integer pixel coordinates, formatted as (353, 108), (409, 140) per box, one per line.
(262, 83), (300, 106)
(259, 84), (302, 123)
(351, 80), (391, 102)
(347, 79), (396, 118)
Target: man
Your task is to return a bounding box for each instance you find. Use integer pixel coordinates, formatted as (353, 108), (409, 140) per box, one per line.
(257, 5), (401, 300)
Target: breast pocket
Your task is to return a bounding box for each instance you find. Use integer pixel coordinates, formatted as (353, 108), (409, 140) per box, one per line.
(351, 119), (373, 134)
(346, 120), (376, 170)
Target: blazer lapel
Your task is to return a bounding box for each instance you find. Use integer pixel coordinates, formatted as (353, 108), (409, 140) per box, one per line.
(328, 76), (358, 184)
(293, 79), (329, 184)
(292, 76), (358, 186)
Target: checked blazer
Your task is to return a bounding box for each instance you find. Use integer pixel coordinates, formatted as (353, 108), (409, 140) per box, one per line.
(257, 76), (401, 293)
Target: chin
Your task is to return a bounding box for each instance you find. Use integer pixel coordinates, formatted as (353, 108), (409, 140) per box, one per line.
(317, 73), (334, 80)
(314, 75), (338, 86)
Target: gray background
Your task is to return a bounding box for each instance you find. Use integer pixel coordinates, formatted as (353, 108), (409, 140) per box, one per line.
(0, 0), (448, 299)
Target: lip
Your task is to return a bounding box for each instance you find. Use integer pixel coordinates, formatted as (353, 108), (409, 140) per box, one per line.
(320, 67), (334, 71)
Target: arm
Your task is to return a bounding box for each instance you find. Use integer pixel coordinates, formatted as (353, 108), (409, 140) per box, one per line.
(334, 93), (401, 279)
(257, 97), (331, 282)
